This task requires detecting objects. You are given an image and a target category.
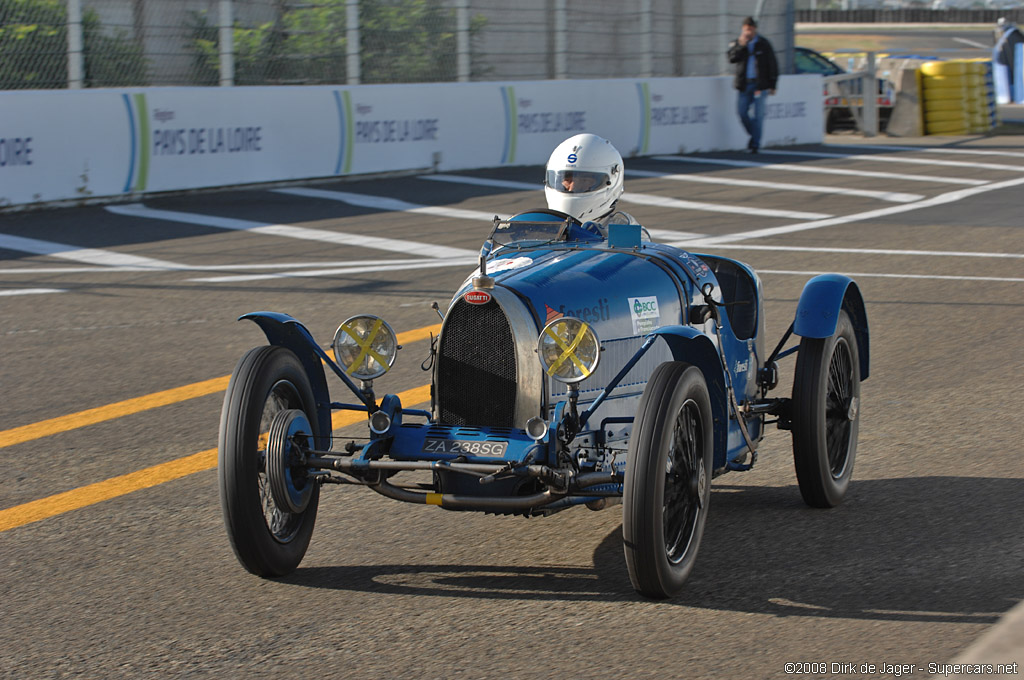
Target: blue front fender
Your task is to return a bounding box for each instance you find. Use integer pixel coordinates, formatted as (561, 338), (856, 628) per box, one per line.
(793, 275), (870, 380)
(240, 311), (333, 450)
(649, 326), (730, 472)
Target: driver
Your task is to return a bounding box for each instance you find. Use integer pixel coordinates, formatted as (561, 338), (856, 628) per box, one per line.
(544, 133), (637, 228)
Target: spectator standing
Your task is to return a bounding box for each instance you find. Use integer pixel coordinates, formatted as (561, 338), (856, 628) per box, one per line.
(727, 17), (779, 153)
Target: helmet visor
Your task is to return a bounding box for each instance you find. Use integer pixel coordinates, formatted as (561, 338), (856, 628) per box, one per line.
(547, 169), (609, 194)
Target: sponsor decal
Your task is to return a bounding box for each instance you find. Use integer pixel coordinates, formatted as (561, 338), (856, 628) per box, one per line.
(766, 102), (807, 120)
(679, 252), (710, 278)
(567, 152), (578, 164)
(734, 359), (749, 375)
(545, 298), (611, 325)
(354, 117), (439, 144)
(153, 126), (262, 156)
(628, 296), (660, 334)
(0, 137), (33, 167)
(650, 104), (709, 126)
(464, 290), (492, 305)
(488, 256), (533, 274)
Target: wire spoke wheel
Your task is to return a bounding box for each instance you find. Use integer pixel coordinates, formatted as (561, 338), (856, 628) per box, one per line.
(624, 362), (713, 599)
(219, 346), (321, 577)
(663, 399), (705, 564)
(792, 310), (861, 508)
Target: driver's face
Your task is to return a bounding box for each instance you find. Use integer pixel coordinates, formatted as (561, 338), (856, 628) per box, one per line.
(562, 172), (596, 193)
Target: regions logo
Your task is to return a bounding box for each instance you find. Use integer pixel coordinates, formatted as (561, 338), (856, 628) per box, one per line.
(628, 296), (660, 335)
(464, 290), (492, 305)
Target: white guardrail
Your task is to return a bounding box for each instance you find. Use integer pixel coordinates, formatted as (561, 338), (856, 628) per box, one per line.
(0, 75), (823, 208)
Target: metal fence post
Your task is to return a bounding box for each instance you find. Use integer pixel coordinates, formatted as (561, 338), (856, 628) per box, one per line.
(67, 0), (84, 89)
(554, 0), (567, 79)
(347, 0), (361, 85)
(641, 0), (653, 78)
(863, 51), (878, 136)
(719, 0), (729, 76)
(219, 0), (234, 87)
(457, 0), (470, 82)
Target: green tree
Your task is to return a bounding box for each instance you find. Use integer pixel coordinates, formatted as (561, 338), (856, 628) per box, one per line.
(188, 0), (488, 86)
(0, 0), (147, 89)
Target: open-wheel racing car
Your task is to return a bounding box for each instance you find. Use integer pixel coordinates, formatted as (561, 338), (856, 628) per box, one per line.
(218, 210), (869, 599)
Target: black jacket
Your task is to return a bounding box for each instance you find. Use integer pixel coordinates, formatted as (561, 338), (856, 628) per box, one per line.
(727, 35), (778, 91)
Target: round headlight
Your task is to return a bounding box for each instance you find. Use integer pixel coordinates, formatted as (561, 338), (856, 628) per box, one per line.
(537, 317), (600, 384)
(332, 315), (398, 380)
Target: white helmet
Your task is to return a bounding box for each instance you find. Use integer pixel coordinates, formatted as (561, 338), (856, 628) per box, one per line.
(544, 134), (624, 221)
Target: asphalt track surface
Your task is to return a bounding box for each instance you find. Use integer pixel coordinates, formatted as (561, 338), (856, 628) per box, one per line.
(1, 136), (1023, 679)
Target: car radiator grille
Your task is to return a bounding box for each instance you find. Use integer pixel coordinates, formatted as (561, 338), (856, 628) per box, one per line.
(437, 298), (517, 428)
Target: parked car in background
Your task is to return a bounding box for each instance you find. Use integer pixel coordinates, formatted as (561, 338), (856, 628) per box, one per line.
(795, 46), (894, 133)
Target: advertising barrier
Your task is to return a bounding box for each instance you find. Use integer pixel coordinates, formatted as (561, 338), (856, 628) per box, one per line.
(0, 75), (822, 208)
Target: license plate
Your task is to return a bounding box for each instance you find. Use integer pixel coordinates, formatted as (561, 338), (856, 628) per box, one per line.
(422, 438), (508, 457)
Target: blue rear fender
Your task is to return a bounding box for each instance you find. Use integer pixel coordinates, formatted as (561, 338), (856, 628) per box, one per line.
(239, 311), (333, 450)
(649, 326), (730, 472)
(793, 275), (870, 380)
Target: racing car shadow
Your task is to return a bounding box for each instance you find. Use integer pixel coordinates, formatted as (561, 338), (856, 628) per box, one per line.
(669, 475), (1024, 623)
(285, 476), (1023, 615)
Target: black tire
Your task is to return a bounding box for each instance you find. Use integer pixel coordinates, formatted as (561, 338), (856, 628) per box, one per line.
(623, 362), (713, 599)
(791, 309), (861, 508)
(218, 345), (321, 577)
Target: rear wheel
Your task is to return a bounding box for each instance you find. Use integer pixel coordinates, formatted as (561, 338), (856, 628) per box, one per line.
(219, 345), (321, 577)
(791, 310), (861, 508)
(623, 362), (713, 599)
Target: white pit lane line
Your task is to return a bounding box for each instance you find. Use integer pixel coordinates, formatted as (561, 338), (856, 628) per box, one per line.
(667, 174), (1024, 246)
(831, 144), (1024, 160)
(420, 174), (832, 220)
(758, 270), (1024, 284)
(0, 288), (67, 297)
(760, 149), (1024, 173)
(106, 203), (477, 260)
(0, 233), (185, 270)
(654, 155), (988, 186)
(626, 169), (923, 204)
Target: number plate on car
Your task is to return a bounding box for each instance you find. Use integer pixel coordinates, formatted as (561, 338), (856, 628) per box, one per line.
(422, 439), (508, 457)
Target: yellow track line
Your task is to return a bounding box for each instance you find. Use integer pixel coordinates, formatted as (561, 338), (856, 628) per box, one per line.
(0, 384), (432, 533)
(0, 323), (441, 450)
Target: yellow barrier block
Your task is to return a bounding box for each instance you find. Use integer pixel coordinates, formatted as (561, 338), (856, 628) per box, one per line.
(921, 61), (967, 76)
(925, 99), (967, 114)
(927, 119), (970, 134)
(926, 110), (969, 124)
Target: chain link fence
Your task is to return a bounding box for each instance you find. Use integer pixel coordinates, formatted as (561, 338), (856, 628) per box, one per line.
(1, 0), (794, 89)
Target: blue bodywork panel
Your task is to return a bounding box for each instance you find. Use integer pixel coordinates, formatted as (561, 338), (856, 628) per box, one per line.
(239, 311), (334, 451)
(794, 274), (870, 380)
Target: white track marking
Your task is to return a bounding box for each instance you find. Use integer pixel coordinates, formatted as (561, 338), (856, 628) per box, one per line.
(190, 257), (478, 283)
(620, 192), (830, 219)
(421, 173), (831, 219)
(953, 37), (991, 49)
(106, 203), (476, 259)
(0, 233), (184, 269)
(627, 169), (923, 203)
(666, 174), (1024, 245)
(759, 270), (1024, 283)
(419, 175), (540, 191)
(678, 243), (1024, 259)
(830, 144), (1024, 160)
(645, 228), (709, 241)
(654, 155), (988, 185)
(761, 149), (1024, 173)
(0, 288), (66, 296)
(274, 186), (502, 223)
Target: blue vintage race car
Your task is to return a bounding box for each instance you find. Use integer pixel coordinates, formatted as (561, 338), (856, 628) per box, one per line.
(218, 209), (869, 599)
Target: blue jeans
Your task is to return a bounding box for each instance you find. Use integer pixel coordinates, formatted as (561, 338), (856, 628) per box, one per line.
(737, 83), (766, 150)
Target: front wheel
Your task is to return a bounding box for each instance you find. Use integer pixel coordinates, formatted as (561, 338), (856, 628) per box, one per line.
(218, 345), (321, 577)
(623, 362), (713, 599)
(791, 310), (861, 508)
